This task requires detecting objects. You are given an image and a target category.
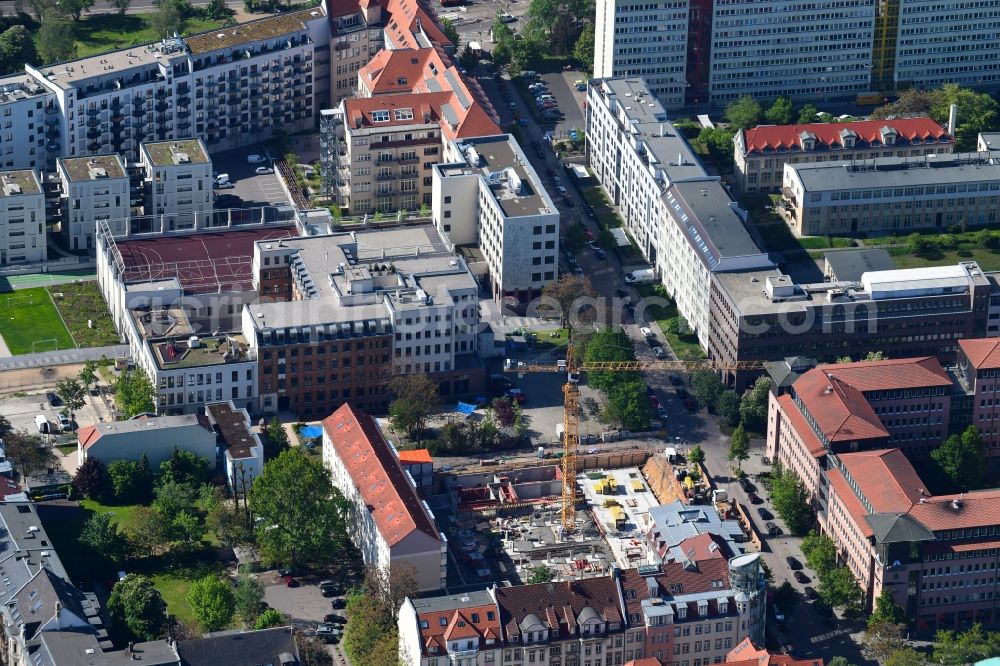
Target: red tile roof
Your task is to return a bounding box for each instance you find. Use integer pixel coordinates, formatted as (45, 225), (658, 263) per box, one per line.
(776, 394), (826, 457)
(76, 425), (100, 450)
(383, 0), (452, 51)
(625, 659), (663, 666)
(958, 338), (1000, 369)
(397, 448), (432, 464)
(815, 357), (952, 392)
(907, 488), (1000, 531)
(925, 538), (1000, 555)
(416, 603), (500, 656)
(794, 369), (889, 442)
(726, 636), (824, 665)
(344, 92), (450, 128)
(741, 117), (949, 154)
(496, 576), (623, 641)
(838, 449), (927, 513)
(675, 533), (732, 561)
(322, 404), (440, 546)
(360, 48), (445, 95)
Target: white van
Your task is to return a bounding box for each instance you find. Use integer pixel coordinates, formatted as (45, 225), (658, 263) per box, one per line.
(625, 268), (656, 284)
(34, 414), (49, 434)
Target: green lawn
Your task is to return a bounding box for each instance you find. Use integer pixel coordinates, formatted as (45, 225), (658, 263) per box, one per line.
(530, 328), (569, 347)
(65, 14), (227, 58)
(636, 285), (706, 360)
(150, 560), (225, 626)
(0, 287), (75, 355)
(580, 186), (624, 228)
(891, 248), (1000, 271)
(48, 282), (119, 348)
(79, 498), (144, 533)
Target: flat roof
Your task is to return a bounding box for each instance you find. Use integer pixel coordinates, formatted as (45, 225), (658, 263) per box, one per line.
(206, 402), (260, 459)
(0, 75), (53, 103)
(669, 181), (766, 261)
(142, 139), (210, 166)
(450, 134), (556, 218)
(824, 249), (896, 282)
(59, 154), (127, 182)
(790, 154), (1000, 192)
(0, 170), (41, 196)
(184, 8), (325, 54)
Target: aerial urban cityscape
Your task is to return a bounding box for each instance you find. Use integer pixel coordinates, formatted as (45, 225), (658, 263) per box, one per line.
(0, 0), (995, 663)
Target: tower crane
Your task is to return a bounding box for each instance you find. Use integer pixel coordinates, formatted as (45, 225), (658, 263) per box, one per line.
(507, 346), (764, 531)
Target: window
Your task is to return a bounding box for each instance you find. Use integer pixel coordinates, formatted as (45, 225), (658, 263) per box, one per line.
(395, 108), (414, 121)
(371, 109), (390, 122)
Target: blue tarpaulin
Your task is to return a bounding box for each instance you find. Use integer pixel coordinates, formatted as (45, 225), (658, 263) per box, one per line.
(300, 425), (324, 438)
(456, 402), (477, 415)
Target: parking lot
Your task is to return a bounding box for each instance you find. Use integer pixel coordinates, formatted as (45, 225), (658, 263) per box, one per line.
(538, 70), (587, 134)
(211, 147), (290, 209)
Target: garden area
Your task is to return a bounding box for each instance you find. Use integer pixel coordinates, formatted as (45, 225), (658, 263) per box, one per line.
(66, 12), (227, 58)
(635, 283), (705, 360)
(47, 281), (119, 348)
(0, 287), (75, 355)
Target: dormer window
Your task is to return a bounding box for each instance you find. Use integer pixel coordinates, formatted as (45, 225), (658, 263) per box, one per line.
(472, 613), (480, 623)
(677, 606), (687, 619)
(719, 600), (729, 614)
(440, 617), (448, 626)
(430, 646), (439, 654)
(487, 611), (496, 621)
(420, 620), (428, 629)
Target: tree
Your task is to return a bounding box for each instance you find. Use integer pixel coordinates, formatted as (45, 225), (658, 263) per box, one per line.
(111, 0), (132, 15)
(440, 18), (460, 48)
(207, 499), (252, 549)
(78, 360), (98, 394)
(773, 581), (797, 613)
(187, 575), (236, 632)
(869, 588), (906, 629)
(564, 226), (588, 254)
(5, 430), (56, 480)
(234, 574), (265, 627)
(72, 457), (108, 499)
(932, 425), (986, 491)
(801, 531), (837, 575)
(107, 459), (152, 503)
(254, 608), (285, 630)
(114, 368), (156, 418)
(541, 274), (598, 331)
(264, 417), (290, 460)
(55, 378), (86, 422)
(934, 624), (995, 666)
(727, 424), (750, 475)
(169, 510), (203, 545)
(37, 16), (76, 64)
(153, 479), (199, 521)
(765, 96), (794, 125)
(690, 370), (724, 412)
(491, 397), (516, 428)
(573, 22), (594, 71)
(769, 464), (813, 535)
(364, 563), (418, 618)
(688, 445), (705, 466)
(0, 25), (37, 73)
(885, 648), (924, 666)
(458, 44), (478, 71)
(126, 506), (170, 557)
(342, 591), (399, 666)
(528, 564), (554, 584)
(796, 103), (819, 124)
(389, 374), (439, 441)
(523, 0), (589, 55)
(205, 0), (231, 19)
(739, 376), (771, 431)
(79, 512), (127, 563)
(724, 95), (762, 130)
(159, 448), (209, 486)
(818, 566), (864, 616)
(59, 0), (95, 20)
(249, 449), (349, 569)
(108, 574), (167, 641)
(697, 126), (736, 170)
(150, 0), (183, 39)
(715, 391), (741, 427)
(930, 83), (999, 151)
(866, 621), (907, 664)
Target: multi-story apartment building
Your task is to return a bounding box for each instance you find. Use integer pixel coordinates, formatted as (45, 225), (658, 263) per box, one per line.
(592, 0), (690, 108)
(245, 224), (482, 418)
(329, 0), (384, 104)
(434, 134), (560, 304)
(0, 75), (59, 172)
(955, 338), (1000, 454)
(26, 7), (327, 163)
(138, 139), (213, 226)
(324, 46), (499, 214)
(708, 262), (993, 389)
(205, 400), (265, 494)
(780, 153), (1000, 236)
(398, 556), (766, 666)
(56, 154), (130, 251)
(586, 78), (772, 348)
(322, 402), (447, 592)
(0, 169), (45, 266)
(734, 118), (953, 193)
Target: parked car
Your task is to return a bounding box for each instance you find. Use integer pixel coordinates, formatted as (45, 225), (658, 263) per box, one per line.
(499, 12), (515, 22)
(46, 392), (61, 407)
(58, 413), (72, 432)
(669, 374), (683, 386)
(215, 181), (235, 189)
(639, 326), (654, 338)
(324, 614), (347, 625)
(574, 80), (586, 91)
(656, 406), (668, 419)
(246, 154), (267, 164)
(563, 196), (575, 207)
(738, 477), (756, 493)
(594, 248), (607, 260)
(653, 347), (668, 359)
(330, 598), (347, 609)
(773, 606), (785, 622)
(794, 571), (810, 584)
(747, 492), (762, 504)
(803, 586), (818, 600)
(319, 580), (341, 597)
(506, 388), (526, 403)
(585, 230), (595, 241)
(255, 166), (274, 175)
(216, 194), (242, 207)
(786, 556), (802, 570)
(756, 507), (773, 521)
(282, 575), (299, 588)
(766, 521), (782, 537)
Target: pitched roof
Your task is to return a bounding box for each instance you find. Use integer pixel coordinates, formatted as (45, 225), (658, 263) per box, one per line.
(76, 425), (100, 450)
(838, 449), (927, 513)
(958, 338), (1000, 369)
(322, 404), (441, 546)
(176, 627), (297, 666)
(360, 47), (444, 94)
(77, 414), (214, 450)
(864, 512), (935, 545)
(625, 659), (664, 666)
(741, 117), (949, 154)
(793, 369), (889, 442)
(383, 0), (451, 51)
(776, 394), (826, 457)
(675, 533), (732, 561)
(397, 448), (432, 464)
(825, 468), (874, 538)
(815, 357), (952, 392)
(415, 600), (500, 656)
(725, 636), (824, 665)
(906, 488), (1000, 531)
(12, 567), (89, 642)
(495, 576), (623, 641)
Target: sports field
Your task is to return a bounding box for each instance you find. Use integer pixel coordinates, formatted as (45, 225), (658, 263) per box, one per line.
(0, 288), (75, 355)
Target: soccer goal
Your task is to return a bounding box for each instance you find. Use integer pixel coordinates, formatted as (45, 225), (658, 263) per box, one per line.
(5, 294), (34, 308)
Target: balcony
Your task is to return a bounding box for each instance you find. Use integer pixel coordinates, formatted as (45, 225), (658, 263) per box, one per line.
(86, 117), (100, 128)
(448, 649), (479, 664)
(155, 89), (168, 99)
(155, 114), (169, 125)
(176, 109), (191, 119)
(87, 141), (102, 152)
(398, 155), (419, 165)
(87, 128), (102, 140)
(86, 108), (99, 116)
(45, 115), (59, 126)
(376, 172), (395, 181)
(45, 105), (58, 115)
(46, 127), (59, 140)
(132, 107), (146, 118)
(155, 101), (169, 113)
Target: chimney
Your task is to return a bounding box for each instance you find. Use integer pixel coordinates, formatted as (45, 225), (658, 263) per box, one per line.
(948, 103), (958, 137)
(55, 601), (61, 630)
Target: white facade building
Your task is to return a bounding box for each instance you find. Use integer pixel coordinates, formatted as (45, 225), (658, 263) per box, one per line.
(587, 78), (772, 347)
(57, 154), (130, 251)
(139, 139), (213, 224)
(592, 0), (689, 108)
(433, 134), (560, 303)
(0, 76), (58, 172)
(205, 401), (264, 495)
(76, 413), (217, 469)
(0, 170), (46, 266)
(322, 402), (447, 592)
